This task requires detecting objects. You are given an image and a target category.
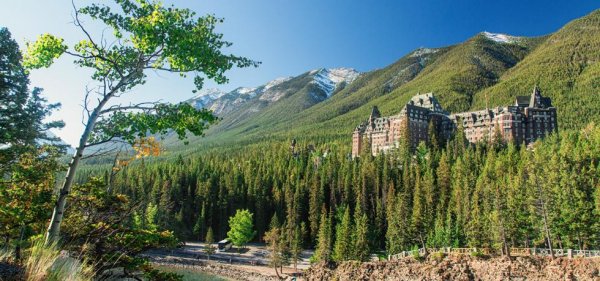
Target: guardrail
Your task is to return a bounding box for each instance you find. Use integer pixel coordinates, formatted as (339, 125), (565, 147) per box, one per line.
(388, 247), (600, 260)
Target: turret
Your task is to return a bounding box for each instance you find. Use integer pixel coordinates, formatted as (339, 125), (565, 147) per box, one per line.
(369, 106), (381, 127)
(529, 85), (542, 108)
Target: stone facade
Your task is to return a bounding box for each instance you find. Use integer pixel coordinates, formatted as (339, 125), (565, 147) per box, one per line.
(352, 87), (558, 157)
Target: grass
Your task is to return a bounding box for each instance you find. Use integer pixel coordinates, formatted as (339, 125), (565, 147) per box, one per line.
(23, 238), (93, 281)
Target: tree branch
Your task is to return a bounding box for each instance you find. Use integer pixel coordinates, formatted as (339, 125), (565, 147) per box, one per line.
(71, 0), (124, 79)
(99, 101), (161, 115)
(84, 136), (129, 150)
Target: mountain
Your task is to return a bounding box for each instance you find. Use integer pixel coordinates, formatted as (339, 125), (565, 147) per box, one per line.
(182, 68), (359, 140)
(186, 68), (359, 119)
(472, 10), (600, 130)
(186, 88), (226, 109)
(177, 9), (600, 148)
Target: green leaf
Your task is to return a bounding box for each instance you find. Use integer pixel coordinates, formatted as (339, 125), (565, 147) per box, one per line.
(22, 33), (67, 70)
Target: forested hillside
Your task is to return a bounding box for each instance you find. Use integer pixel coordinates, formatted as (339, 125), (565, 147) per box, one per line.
(473, 9), (600, 130)
(89, 123), (600, 260)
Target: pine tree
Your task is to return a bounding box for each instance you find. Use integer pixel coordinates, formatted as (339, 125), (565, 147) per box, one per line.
(436, 151), (451, 217)
(332, 206), (353, 261)
(353, 204), (370, 261)
(314, 211), (332, 262)
(428, 120), (441, 151)
(145, 203), (158, 231)
(290, 226), (303, 272)
(193, 205), (206, 241)
(411, 164), (427, 250)
(308, 174), (322, 243)
(264, 225), (284, 278)
(205, 227), (216, 260)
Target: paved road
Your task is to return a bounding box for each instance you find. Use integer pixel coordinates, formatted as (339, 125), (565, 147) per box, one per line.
(149, 242), (313, 270)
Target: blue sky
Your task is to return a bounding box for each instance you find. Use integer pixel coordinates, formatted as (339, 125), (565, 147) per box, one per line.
(1, 0), (598, 145)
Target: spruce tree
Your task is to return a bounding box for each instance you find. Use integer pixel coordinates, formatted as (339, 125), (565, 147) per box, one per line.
(411, 164), (427, 250)
(314, 211), (332, 262)
(205, 227), (216, 261)
(332, 206), (353, 261)
(290, 226), (303, 272)
(264, 225), (284, 278)
(353, 208), (370, 261)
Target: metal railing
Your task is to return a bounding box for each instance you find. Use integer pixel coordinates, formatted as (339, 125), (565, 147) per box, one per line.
(388, 247), (600, 260)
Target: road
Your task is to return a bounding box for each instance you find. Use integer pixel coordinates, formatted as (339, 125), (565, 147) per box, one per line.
(148, 242), (313, 270)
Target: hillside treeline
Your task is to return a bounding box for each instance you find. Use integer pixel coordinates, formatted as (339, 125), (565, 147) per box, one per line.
(88, 124), (600, 261)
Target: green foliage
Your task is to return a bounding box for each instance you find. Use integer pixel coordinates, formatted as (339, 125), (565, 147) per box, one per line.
(145, 203), (158, 231)
(226, 209), (256, 248)
(61, 178), (180, 279)
(332, 206), (353, 261)
(353, 212), (371, 261)
(470, 249), (485, 258)
(22, 33), (67, 70)
(289, 225), (303, 268)
(0, 27), (64, 172)
(0, 146), (62, 237)
(90, 103), (218, 145)
(411, 245), (422, 261)
(85, 123), (600, 256)
(22, 0), (258, 90)
(263, 225), (289, 277)
(204, 227), (216, 259)
(78, 0), (258, 88)
(0, 27), (64, 257)
(314, 211), (332, 262)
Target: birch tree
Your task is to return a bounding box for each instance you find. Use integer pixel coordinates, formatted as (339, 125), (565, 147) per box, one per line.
(23, 0), (258, 244)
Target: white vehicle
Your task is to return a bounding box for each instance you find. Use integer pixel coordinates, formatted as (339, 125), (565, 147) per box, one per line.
(217, 239), (232, 252)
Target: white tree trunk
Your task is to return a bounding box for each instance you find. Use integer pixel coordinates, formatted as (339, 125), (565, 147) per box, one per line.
(45, 99), (107, 245)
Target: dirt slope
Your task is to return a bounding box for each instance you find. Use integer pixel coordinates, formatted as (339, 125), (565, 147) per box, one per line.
(306, 256), (600, 281)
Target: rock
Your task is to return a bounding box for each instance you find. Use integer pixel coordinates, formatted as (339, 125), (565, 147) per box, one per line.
(306, 256), (600, 281)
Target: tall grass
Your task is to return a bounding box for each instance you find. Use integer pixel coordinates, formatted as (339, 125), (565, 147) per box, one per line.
(0, 247), (13, 262)
(24, 238), (93, 281)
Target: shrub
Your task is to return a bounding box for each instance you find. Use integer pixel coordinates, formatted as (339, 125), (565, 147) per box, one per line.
(470, 249), (484, 258)
(431, 251), (445, 261)
(411, 245), (424, 261)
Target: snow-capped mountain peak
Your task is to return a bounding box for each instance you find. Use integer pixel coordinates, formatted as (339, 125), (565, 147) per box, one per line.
(188, 88), (226, 108)
(186, 68), (360, 115)
(264, 77), (292, 91)
(310, 68), (360, 99)
(231, 87), (258, 97)
(191, 88), (226, 100)
(482, 31), (520, 44)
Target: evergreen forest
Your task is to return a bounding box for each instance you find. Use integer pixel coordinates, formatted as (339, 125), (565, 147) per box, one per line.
(83, 123), (600, 262)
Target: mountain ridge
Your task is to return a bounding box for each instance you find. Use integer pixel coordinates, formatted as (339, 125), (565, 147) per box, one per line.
(186, 68), (359, 117)
(176, 9), (600, 149)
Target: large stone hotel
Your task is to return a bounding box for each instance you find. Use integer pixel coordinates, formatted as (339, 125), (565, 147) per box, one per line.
(352, 87), (557, 157)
